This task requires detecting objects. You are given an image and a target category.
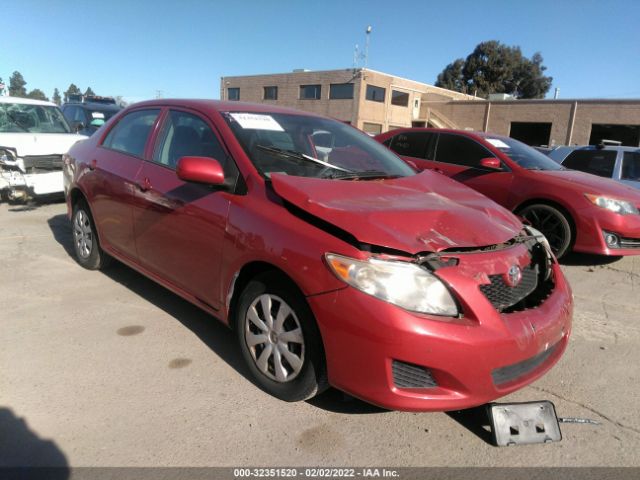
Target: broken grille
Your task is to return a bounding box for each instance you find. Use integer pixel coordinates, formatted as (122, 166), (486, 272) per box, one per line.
(479, 265), (539, 312)
(23, 155), (63, 172)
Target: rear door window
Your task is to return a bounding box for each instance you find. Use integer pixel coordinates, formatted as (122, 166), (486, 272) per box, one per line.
(389, 131), (437, 160)
(562, 150), (617, 178)
(621, 152), (640, 181)
(435, 133), (494, 167)
(102, 109), (160, 157)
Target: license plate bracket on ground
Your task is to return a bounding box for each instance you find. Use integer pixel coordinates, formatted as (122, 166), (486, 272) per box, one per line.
(488, 400), (561, 446)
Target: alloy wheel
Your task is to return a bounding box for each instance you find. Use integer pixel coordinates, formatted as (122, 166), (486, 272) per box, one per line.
(521, 206), (570, 256)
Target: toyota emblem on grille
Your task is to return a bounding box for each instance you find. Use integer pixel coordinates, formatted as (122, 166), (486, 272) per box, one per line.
(505, 265), (522, 287)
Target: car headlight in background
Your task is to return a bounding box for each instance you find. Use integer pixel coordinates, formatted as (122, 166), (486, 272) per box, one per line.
(585, 194), (639, 215)
(325, 253), (459, 316)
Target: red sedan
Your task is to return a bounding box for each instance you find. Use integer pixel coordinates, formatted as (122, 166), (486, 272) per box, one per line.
(376, 128), (640, 258)
(63, 100), (572, 411)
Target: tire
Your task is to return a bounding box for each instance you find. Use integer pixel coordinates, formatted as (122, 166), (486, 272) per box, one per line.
(519, 203), (573, 258)
(235, 272), (328, 402)
(71, 200), (111, 270)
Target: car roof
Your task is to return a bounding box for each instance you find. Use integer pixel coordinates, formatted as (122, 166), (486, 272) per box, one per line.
(554, 145), (640, 152)
(127, 99), (326, 117)
(0, 96), (57, 107)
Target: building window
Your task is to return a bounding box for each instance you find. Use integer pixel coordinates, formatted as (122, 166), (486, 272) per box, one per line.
(227, 88), (240, 101)
(509, 122), (552, 146)
(300, 84), (321, 100)
(362, 122), (382, 135)
(263, 86), (278, 100)
(391, 90), (409, 107)
(366, 85), (385, 103)
(329, 83), (354, 100)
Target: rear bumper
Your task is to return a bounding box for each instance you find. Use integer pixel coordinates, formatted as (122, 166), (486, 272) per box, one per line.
(308, 263), (572, 412)
(573, 206), (640, 256)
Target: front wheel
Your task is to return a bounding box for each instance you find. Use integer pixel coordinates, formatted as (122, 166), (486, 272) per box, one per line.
(519, 204), (573, 258)
(235, 272), (328, 402)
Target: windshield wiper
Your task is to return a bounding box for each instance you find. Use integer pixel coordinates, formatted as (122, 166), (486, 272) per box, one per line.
(256, 145), (353, 173)
(5, 111), (30, 132)
(322, 170), (401, 180)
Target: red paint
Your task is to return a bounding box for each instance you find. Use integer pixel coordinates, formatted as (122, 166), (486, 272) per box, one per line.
(64, 100), (573, 411)
(376, 128), (640, 256)
(177, 156), (225, 185)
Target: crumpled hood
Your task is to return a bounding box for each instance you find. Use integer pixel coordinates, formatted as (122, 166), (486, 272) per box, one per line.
(0, 132), (87, 157)
(539, 170), (640, 201)
(271, 171), (522, 254)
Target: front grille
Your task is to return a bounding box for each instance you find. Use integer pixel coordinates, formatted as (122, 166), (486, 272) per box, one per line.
(23, 155), (63, 173)
(479, 265), (539, 312)
(619, 236), (640, 248)
(392, 360), (437, 389)
(492, 342), (559, 386)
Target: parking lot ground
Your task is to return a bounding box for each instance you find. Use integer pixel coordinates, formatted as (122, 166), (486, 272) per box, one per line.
(1, 200), (639, 468)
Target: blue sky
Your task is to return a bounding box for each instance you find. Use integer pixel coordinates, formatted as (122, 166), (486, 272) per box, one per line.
(2, 0), (640, 103)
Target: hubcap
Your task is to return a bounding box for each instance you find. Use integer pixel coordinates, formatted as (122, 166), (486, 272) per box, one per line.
(244, 294), (305, 383)
(73, 209), (93, 259)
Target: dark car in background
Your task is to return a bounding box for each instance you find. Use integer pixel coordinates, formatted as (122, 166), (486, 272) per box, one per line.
(61, 95), (122, 136)
(376, 128), (640, 258)
(546, 144), (640, 190)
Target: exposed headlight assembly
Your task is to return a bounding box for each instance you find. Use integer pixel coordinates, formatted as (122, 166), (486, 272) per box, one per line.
(524, 225), (552, 256)
(585, 194), (639, 215)
(325, 253), (459, 316)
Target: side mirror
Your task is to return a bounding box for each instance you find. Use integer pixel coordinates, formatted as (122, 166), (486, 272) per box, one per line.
(176, 156), (225, 185)
(479, 157), (502, 170)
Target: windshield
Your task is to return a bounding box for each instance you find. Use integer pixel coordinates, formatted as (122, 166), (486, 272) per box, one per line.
(223, 112), (415, 179)
(484, 136), (563, 171)
(0, 102), (71, 133)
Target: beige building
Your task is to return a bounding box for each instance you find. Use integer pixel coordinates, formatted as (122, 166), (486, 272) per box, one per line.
(220, 69), (640, 146)
(220, 68), (477, 135)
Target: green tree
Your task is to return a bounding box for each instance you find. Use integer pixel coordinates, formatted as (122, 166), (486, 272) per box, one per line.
(435, 41), (552, 99)
(84, 87), (95, 96)
(52, 88), (62, 105)
(64, 83), (82, 102)
(9, 71), (27, 97)
(26, 89), (49, 101)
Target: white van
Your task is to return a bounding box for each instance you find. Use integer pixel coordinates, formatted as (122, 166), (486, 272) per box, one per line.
(0, 96), (87, 201)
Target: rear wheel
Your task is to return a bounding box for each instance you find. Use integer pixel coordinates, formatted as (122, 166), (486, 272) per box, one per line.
(72, 201), (111, 270)
(519, 204), (573, 258)
(235, 272), (328, 401)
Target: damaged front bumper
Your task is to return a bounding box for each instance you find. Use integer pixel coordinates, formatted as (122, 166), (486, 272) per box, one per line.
(309, 241), (573, 412)
(1, 149), (64, 198)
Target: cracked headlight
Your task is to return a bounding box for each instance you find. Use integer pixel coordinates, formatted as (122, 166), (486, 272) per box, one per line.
(325, 253), (459, 316)
(585, 194), (639, 215)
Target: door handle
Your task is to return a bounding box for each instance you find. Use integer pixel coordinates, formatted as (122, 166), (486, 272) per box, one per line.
(136, 177), (152, 192)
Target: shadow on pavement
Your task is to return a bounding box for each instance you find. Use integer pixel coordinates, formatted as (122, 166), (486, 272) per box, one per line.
(560, 252), (622, 266)
(46, 214), (381, 414)
(307, 388), (389, 414)
(6, 194), (65, 213)
(447, 406), (495, 446)
(0, 407), (69, 478)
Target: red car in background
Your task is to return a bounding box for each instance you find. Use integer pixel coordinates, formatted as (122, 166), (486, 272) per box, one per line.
(64, 100), (572, 411)
(376, 128), (640, 258)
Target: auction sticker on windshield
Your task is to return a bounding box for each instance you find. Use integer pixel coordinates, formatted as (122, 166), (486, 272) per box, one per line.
(486, 138), (510, 149)
(229, 113), (284, 132)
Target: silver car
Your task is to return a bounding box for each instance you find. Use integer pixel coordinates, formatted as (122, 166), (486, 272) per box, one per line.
(547, 145), (640, 190)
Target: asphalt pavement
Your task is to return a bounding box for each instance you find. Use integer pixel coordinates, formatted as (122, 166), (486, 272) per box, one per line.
(1, 200), (639, 468)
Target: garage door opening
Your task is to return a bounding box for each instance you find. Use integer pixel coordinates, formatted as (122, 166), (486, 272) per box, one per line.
(509, 122), (552, 146)
(589, 124), (640, 146)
